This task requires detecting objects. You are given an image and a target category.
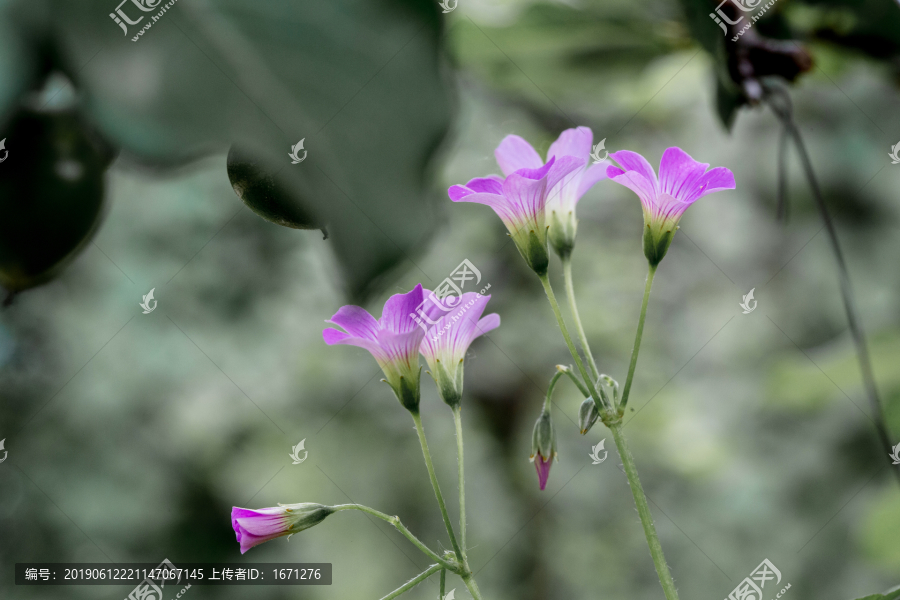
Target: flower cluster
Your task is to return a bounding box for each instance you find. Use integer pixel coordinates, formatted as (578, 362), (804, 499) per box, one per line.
(449, 127), (735, 489)
(323, 284), (500, 410)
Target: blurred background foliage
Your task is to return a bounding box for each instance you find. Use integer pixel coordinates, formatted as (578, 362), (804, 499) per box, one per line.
(1, 0), (900, 599)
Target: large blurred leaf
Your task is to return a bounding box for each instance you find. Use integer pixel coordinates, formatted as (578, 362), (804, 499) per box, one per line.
(3, 0), (453, 299)
(0, 107), (113, 293)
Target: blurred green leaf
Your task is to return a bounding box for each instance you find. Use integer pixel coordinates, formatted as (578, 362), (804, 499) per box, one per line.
(2, 0), (453, 299)
(0, 107), (113, 293)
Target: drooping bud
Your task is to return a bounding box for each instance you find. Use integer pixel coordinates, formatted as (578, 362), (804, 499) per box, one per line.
(530, 409), (557, 490)
(578, 396), (599, 435)
(231, 503), (335, 554)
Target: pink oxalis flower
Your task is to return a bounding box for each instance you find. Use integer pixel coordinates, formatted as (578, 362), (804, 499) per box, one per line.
(231, 503), (333, 554)
(323, 284), (436, 412)
(492, 127), (610, 257)
(606, 147), (735, 266)
(449, 141), (584, 275)
(419, 292), (500, 407)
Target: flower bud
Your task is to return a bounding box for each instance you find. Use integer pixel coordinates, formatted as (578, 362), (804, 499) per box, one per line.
(578, 396), (599, 435)
(231, 503), (335, 554)
(530, 409), (557, 490)
(548, 209), (577, 259)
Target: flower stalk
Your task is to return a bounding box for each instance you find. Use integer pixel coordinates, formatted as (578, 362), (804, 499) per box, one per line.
(609, 422), (680, 600)
(411, 412), (465, 563)
(620, 264), (656, 409)
(562, 256), (600, 382)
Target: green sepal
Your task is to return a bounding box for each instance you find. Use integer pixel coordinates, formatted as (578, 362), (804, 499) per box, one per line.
(642, 222), (676, 267)
(548, 209), (576, 260)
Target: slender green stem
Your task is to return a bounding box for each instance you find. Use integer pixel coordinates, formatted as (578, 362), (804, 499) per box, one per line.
(609, 422), (679, 600)
(620, 265), (656, 409)
(562, 257), (600, 382)
(556, 365), (591, 399)
(439, 569), (446, 599)
(332, 504), (458, 572)
(411, 412), (464, 562)
(452, 407), (468, 559)
(539, 274), (601, 404)
(462, 573), (484, 600)
(378, 564), (443, 600)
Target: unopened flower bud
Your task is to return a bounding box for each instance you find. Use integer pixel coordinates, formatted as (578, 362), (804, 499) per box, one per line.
(231, 503), (335, 554)
(578, 396), (599, 435)
(548, 209), (577, 259)
(530, 409), (557, 490)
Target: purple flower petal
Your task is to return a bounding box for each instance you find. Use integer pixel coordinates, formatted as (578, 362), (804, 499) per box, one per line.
(607, 165), (657, 210)
(326, 305), (379, 341)
(231, 507), (288, 555)
(380, 284), (426, 335)
(512, 155), (555, 181)
(449, 190), (517, 224)
(323, 328), (389, 362)
(449, 184), (474, 201)
(575, 161), (610, 200)
(545, 155), (586, 192)
(376, 328), (426, 369)
(464, 176), (504, 195)
(658, 147), (709, 203)
(688, 166), (736, 202)
(474, 313), (501, 338)
(547, 126), (593, 163)
(609, 150), (659, 192)
(495, 135), (544, 176)
(534, 454), (552, 491)
(502, 171), (549, 228)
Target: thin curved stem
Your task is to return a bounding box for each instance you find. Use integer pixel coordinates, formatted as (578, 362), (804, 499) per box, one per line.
(452, 407), (468, 559)
(411, 412), (465, 562)
(439, 569), (446, 599)
(378, 564), (443, 600)
(620, 265), (656, 409)
(557, 365), (590, 399)
(332, 505), (458, 572)
(609, 423), (679, 600)
(562, 256), (600, 382)
(539, 274), (601, 404)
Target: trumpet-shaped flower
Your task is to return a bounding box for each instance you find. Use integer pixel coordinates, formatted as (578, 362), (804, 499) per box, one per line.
(449, 144), (584, 275)
(323, 284), (437, 412)
(420, 292), (500, 407)
(231, 503), (334, 554)
(493, 127), (610, 257)
(606, 147), (735, 266)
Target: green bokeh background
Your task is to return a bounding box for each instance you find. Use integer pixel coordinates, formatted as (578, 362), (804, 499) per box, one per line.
(2, 0), (900, 599)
